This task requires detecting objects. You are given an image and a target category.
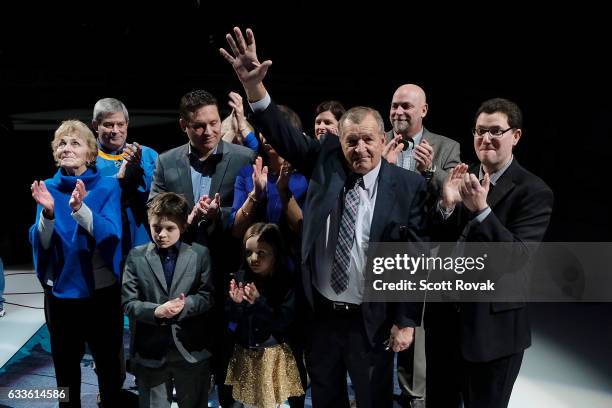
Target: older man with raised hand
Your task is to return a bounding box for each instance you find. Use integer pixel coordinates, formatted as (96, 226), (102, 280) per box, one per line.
(220, 27), (428, 408)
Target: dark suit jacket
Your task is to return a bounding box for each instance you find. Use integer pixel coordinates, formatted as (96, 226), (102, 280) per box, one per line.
(122, 242), (213, 369)
(149, 140), (256, 296)
(252, 102), (429, 347)
(426, 159), (554, 362)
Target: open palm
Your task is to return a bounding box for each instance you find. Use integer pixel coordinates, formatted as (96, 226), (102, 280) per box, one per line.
(31, 180), (54, 213)
(220, 27), (272, 89)
(442, 163), (468, 207)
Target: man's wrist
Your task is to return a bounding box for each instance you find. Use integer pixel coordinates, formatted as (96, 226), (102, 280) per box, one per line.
(475, 204), (489, 213)
(248, 91), (271, 112)
(245, 83), (267, 104)
(440, 199), (455, 212)
(421, 165), (436, 180)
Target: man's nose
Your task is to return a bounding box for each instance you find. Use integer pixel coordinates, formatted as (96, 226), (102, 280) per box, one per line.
(481, 132), (494, 143)
(355, 140), (367, 152)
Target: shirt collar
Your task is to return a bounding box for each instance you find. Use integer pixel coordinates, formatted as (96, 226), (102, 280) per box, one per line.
(393, 128), (424, 148)
(361, 159), (381, 194)
(156, 241), (181, 257)
(411, 128), (424, 146)
(97, 140), (126, 155)
(479, 155), (514, 185)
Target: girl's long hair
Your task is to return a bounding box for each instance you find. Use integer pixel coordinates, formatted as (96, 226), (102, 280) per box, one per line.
(242, 222), (292, 303)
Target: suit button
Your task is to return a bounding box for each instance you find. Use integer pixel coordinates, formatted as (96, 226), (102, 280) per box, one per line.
(255, 328), (259, 332)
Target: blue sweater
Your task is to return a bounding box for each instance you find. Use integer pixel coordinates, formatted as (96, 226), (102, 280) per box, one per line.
(96, 144), (158, 255)
(29, 168), (122, 298)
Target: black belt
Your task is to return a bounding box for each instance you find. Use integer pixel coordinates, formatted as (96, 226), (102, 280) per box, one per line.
(331, 301), (360, 311)
(314, 289), (361, 313)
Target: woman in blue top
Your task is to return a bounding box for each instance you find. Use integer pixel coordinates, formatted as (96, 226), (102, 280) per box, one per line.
(230, 135), (308, 241)
(30, 120), (123, 408)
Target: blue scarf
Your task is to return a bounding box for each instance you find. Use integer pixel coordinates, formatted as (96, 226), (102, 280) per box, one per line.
(29, 168), (122, 298)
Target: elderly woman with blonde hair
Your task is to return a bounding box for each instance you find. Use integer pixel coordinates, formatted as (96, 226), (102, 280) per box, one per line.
(29, 119), (123, 407)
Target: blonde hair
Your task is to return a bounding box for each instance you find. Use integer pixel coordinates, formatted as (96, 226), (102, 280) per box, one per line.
(51, 120), (98, 168)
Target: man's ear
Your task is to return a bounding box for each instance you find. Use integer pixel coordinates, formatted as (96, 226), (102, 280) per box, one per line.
(92, 120), (99, 132)
(179, 118), (187, 132)
(421, 103), (429, 118)
(512, 128), (522, 147)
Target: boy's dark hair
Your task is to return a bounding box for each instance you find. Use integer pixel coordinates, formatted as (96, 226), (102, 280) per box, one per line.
(147, 192), (190, 225)
(179, 90), (218, 121)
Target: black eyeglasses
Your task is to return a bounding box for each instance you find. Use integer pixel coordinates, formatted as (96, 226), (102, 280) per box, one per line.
(472, 127), (513, 138)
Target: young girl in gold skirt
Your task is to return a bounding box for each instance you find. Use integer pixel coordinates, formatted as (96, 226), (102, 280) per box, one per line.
(225, 223), (304, 408)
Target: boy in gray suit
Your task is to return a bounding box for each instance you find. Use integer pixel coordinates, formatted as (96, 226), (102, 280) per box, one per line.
(122, 192), (213, 408)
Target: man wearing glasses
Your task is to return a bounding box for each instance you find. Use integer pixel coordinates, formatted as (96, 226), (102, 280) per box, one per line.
(426, 98), (554, 407)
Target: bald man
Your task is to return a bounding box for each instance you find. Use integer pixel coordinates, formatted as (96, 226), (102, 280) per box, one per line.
(385, 84), (460, 408)
(385, 84), (460, 198)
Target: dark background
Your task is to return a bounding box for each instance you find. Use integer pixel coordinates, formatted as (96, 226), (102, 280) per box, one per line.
(1, 5), (611, 265)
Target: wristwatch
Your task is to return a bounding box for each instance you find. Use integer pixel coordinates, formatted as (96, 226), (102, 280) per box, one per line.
(421, 164), (436, 181)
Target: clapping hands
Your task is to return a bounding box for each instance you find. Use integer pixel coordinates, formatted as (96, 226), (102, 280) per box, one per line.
(229, 279), (260, 304)
(154, 293), (186, 319)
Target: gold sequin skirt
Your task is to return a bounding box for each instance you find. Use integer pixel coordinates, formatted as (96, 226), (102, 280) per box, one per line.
(225, 343), (304, 407)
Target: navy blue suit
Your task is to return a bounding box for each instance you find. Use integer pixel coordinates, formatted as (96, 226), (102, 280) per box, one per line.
(252, 102), (428, 408)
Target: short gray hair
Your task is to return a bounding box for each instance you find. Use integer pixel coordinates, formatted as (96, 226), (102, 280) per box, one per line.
(338, 106), (385, 135)
(93, 98), (129, 123)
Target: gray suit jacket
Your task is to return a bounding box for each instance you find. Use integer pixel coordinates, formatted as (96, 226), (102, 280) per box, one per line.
(386, 128), (460, 197)
(149, 139), (255, 305)
(149, 140), (256, 231)
(122, 242), (213, 368)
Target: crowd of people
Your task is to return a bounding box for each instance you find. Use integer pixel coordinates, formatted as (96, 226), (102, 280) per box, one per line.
(27, 27), (553, 408)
